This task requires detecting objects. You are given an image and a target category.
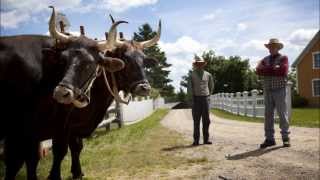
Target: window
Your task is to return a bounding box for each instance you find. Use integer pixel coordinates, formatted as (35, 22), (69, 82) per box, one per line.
(313, 52), (320, 68)
(312, 79), (320, 97)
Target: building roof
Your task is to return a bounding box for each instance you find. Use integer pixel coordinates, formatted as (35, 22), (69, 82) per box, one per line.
(292, 30), (320, 68)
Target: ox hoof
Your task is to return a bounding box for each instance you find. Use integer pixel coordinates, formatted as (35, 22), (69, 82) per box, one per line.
(47, 175), (62, 180)
(72, 173), (84, 180)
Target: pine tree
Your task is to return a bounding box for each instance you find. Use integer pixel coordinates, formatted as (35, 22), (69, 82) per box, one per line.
(133, 23), (174, 97)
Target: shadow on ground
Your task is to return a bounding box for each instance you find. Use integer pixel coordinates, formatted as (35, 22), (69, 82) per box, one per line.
(162, 144), (195, 151)
(171, 102), (192, 109)
(162, 143), (211, 151)
(226, 146), (285, 160)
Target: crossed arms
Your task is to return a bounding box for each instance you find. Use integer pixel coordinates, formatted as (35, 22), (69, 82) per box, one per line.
(255, 56), (288, 76)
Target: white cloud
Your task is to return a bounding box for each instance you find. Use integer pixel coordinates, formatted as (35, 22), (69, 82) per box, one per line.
(209, 38), (237, 53)
(237, 23), (247, 31)
(1, 10), (30, 28)
(159, 36), (207, 56)
(200, 9), (225, 22)
(288, 29), (318, 46)
(201, 13), (216, 21)
(0, 0), (158, 29)
(241, 55), (263, 69)
(102, 0), (158, 12)
(159, 36), (208, 91)
(242, 39), (266, 52)
(0, 0), (82, 29)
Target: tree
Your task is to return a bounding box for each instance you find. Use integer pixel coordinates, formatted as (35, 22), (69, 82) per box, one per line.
(177, 88), (187, 102)
(244, 69), (261, 91)
(133, 24), (174, 97)
(288, 68), (297, 92)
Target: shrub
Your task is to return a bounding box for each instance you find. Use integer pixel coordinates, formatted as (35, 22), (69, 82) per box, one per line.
(292, 93), (308, 107)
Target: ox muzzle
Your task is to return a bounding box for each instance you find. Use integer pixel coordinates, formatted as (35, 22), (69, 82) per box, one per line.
(53, 68), (99, 108)
(53, 84), (91, 108)
(130, 80), (152, 96)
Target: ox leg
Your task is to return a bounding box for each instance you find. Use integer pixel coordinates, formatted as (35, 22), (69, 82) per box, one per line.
(4, 138), (24, 180)
(25, 140), (40, 180)
(69, 137), (84, 179)
(48, 138), (68, 180)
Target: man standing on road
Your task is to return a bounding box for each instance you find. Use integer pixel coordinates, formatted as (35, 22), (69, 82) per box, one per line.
(188, 56), (214, 146)
(256, 38), (290, 148)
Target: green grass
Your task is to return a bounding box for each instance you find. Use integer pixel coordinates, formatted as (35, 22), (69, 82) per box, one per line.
(211, 109), (264, 123)
(290, 108), (320, 128)
(0, 109), (203, 179)
(211, 108), (320, 128)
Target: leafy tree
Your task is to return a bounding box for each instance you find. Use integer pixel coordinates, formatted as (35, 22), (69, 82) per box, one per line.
(245, 69), (261, 91)
(133, 24), (174, 97)
(176, 88), (187, 102)
(288, 68), (297, 93)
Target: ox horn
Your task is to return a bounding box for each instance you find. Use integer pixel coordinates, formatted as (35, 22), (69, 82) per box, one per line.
(109, 14), (115, 23)
(108, 15), (127, 47)
(97, 20), (128, 51)
(138, 20), (161, 48)
(48, 6), (71, 43)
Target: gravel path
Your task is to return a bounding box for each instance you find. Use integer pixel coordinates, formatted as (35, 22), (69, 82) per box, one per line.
(160, 109), (320, 180)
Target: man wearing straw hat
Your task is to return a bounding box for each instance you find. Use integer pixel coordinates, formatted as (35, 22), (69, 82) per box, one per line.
(256, 38), (290, 148)
(188, 55), (214, 146)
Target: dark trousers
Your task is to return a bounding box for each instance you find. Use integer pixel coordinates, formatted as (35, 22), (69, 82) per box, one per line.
(192, 96), (211, 143)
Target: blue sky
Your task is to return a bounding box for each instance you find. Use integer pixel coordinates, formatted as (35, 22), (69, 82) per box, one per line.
(1, 0), (319, 91)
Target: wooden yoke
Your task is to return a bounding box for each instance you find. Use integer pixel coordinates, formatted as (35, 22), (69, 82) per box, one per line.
(59, 21), (65, 33)
(80, 26), (85, 36)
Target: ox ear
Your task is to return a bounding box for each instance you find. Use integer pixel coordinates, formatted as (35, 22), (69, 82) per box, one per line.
(99, 55), (125, 72)
(143, 56), (158, 67)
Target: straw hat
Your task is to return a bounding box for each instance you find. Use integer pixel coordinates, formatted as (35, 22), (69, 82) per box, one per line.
(192, 56), (207, 66)
(264, 38), (284, 50)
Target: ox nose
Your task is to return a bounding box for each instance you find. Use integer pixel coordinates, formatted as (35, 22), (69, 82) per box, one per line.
(53, 85), (75, 104)
(134, 83), (151, 96)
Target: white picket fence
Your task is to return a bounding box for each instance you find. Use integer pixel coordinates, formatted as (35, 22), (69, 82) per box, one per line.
(98, 96), (165, 128)
(210, 82), (293, 120)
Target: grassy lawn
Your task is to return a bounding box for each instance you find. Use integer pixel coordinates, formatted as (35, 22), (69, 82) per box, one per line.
(211, 108), (320, 128)
(0, 109), (202, 179)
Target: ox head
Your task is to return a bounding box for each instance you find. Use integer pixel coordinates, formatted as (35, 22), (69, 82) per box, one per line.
(102, 19), (161, 101)
(48, 6), (126, 108)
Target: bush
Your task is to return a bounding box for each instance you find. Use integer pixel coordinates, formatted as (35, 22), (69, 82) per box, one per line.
(292, 93), (308, 107)
(150, 88), (160, 99)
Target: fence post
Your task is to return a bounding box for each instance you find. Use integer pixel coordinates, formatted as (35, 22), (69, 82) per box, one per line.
(228, 93), (231, 113)
(221, 93), (224, 110)
(243, 91), (248, 116)
(224, 93), (228, 111)
(236, 92), (241, 115)
(116, 101), (123, 128)
(229, 93), (234, 113)
(286, 81), (293, 121)
(251, 89), (258, 118)
(219, 93), (222, 109)
(228, 93), (232, 112)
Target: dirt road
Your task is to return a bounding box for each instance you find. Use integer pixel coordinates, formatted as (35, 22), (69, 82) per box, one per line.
(160, 109), (320, 180)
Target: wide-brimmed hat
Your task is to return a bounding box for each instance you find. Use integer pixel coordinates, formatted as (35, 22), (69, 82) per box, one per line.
(264, 38), (284, 50)
(192, 56), (207, 66)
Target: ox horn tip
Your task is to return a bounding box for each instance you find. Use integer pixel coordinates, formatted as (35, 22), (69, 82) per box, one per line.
(109, 14), (115, 23)
(117, 20), (128, 24)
